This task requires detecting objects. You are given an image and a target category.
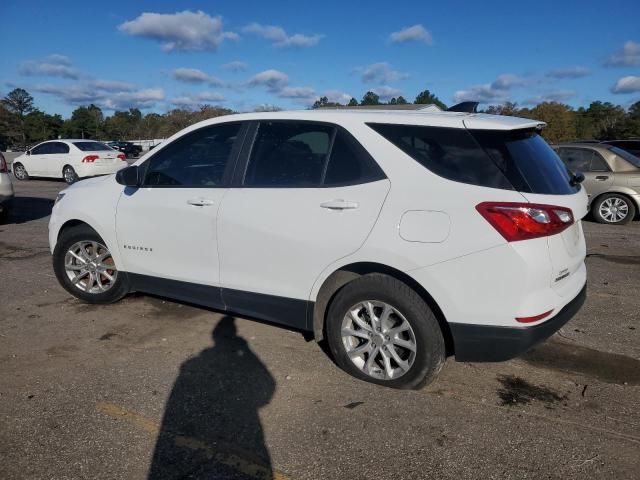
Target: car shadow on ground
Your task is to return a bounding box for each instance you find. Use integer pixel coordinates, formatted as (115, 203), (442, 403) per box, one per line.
(2, 196), (54, 224)
(148, 316), (277, 480)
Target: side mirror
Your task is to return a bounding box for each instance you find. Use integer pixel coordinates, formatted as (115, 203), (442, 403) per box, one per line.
(570, 171), (585, 186)
(26, 150), (31, 156)
(116, 165), (141, 187)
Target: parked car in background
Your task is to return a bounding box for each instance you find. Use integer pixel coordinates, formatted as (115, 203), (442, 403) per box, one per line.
(554, 143), (640, 224)
(107, 141), (142, 158)
(49, 108), (587, 388)
(600, 139), (640, 157)
(0, 152), (15, 222)
(12, 140), (127, 184)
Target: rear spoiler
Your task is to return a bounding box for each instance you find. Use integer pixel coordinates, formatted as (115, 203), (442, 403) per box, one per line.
(447, 102), (479, 113)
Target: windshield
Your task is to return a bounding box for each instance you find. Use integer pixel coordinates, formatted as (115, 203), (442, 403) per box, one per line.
(73, 141), (114, 152)
(469, 129), (579, 195)
(610, 146), (640, 168)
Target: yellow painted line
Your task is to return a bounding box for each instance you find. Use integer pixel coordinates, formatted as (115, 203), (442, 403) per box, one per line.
(96, 402), (290, 480)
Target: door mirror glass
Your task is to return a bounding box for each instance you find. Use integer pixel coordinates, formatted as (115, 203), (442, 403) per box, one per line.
(116, 165), (140, 187)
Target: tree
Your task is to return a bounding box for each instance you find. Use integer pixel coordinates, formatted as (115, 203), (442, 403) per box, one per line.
(524, 102), (576, 143)
(396, 96), (408, 105)
(24, 111), (64, 144)
(485, 102), (519, 116)
(2, 88), (35, 147)
(311, 96), (344, 109)
(584, 101), (628, 140)
(360, 91), (380, 106)
(347, 97), (358, 107)
(414, 89), (446, 109)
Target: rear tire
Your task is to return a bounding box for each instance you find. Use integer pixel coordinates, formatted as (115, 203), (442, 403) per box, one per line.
(593, 193), (635, 225)
(53, 224), (129, 304)
(326, 274), (445, 389)
(12, 162), (29, 181)
(63, 165), (78, 184)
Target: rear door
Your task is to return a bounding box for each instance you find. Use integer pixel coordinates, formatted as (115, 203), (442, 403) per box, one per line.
(557, 147), (613, 202)
(217, 120), (389, 327)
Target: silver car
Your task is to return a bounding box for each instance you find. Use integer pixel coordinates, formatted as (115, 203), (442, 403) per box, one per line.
(554, 143), (640, 225)
(0, 152), (15, 222)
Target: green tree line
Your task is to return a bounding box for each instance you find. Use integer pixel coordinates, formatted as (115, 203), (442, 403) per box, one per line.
(1, 87), (639, 150)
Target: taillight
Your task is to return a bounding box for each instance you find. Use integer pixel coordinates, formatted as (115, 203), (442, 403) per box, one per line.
(0, 153), (7, 173)
(82, 155), (99, 163)
(476, 202), (574, 242)
(117, 153), (126, 161)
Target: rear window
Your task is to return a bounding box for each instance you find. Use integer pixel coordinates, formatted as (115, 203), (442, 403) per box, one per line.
(610, 146), (640, 168)
(367, 123), (513, 190)
(73, 141), (113, 152)
(368, 123), (578, 194)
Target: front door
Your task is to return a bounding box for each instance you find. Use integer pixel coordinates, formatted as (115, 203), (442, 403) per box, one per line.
(218, 121), (390, 327)
(115, 122), (244, 295)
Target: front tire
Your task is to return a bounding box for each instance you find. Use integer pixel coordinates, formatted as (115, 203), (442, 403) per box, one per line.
(53, 224), (129, 304)
(12, 162), (29, 181)
(326, 274), (445, 389)
(63, 165), (79, 184)
(593, 193), (635, 225)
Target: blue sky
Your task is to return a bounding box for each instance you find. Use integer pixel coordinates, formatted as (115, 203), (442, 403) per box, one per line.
(1, 0), (639, 117)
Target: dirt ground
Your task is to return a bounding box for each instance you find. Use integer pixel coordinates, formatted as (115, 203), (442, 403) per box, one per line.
(1, 178), (639, 479)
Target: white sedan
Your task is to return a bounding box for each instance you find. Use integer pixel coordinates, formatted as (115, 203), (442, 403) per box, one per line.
(12, 140), (128, 184)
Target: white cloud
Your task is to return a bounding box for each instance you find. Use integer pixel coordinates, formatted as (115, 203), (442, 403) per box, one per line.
(172, 68), (224, 87)
(221, 61), (248, 72)
(171, 91), (226, 107)
(32, 81), (165, 110)
(605, 40), (640, 67)
(523, 90), (576, 105)
(243, 23), (322, 48)
(118, 10), (238, 52)
(546, 66), (591, 79)
(611, 76), (640, 94)
(454, 73), (527, 103)
(389, 25), (433, 45)
(371, 86), (402, 101)
(323, 90), (353, 104)
(19, 54), (80, 79)
(358, 63), (408, 84)
(247, 69), (289, 92)
(278, 86), (315, 99)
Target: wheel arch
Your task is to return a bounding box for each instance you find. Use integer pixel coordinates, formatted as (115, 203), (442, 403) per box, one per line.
(312, 262), (454, 356)
(57, 219), (97, 240)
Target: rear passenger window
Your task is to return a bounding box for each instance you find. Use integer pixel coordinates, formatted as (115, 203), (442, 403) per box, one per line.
(245, 122), (332, 187)
(244, 122), (385, 188)
(590, 152), (610, 172)
(367, 123), (513, 190)
(324, 130), (385, 186)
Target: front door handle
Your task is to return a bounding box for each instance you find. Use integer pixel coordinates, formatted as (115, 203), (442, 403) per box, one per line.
(320, 199), (359, 210)
(595, 176), (609, 181)
(187, 198), (215, 206)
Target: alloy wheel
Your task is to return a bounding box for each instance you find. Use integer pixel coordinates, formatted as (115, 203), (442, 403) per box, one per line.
(64, 241), (117, 293)
(341, 300), (417, 380)
(599, 197), (629, 223)
(63, 167), (76, 184)
(13, 164), (27, 180)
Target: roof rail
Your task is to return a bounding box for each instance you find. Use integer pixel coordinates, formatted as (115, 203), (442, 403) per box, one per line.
(447, 101), (479, 113)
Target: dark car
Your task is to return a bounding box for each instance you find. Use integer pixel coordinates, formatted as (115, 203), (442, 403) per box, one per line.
(107, 141), (142, 158)
(600, 140), (640, 157)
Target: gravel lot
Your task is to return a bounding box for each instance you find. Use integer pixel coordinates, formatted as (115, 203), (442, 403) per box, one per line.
(1, 178), (639, 479)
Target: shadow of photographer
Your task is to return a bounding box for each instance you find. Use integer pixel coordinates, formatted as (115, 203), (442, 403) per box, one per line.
(149, 316), (277, 479)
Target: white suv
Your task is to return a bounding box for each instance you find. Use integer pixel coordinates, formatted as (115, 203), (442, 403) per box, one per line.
(49, 108), (588, 388)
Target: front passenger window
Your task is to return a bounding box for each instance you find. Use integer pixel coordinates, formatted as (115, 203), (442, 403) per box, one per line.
(143, 123), (241, 187)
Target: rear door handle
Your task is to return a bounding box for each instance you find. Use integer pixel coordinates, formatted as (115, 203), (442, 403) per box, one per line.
(320, 199), (359, 210)
(187, 198), (215, 206)
(595, 176), (609, 181)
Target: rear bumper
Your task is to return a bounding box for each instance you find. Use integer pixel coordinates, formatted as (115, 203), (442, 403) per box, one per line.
(449, 283), (587, 362)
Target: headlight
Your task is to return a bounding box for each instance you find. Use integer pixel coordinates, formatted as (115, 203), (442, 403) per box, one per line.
(54, 193), (65, 205)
